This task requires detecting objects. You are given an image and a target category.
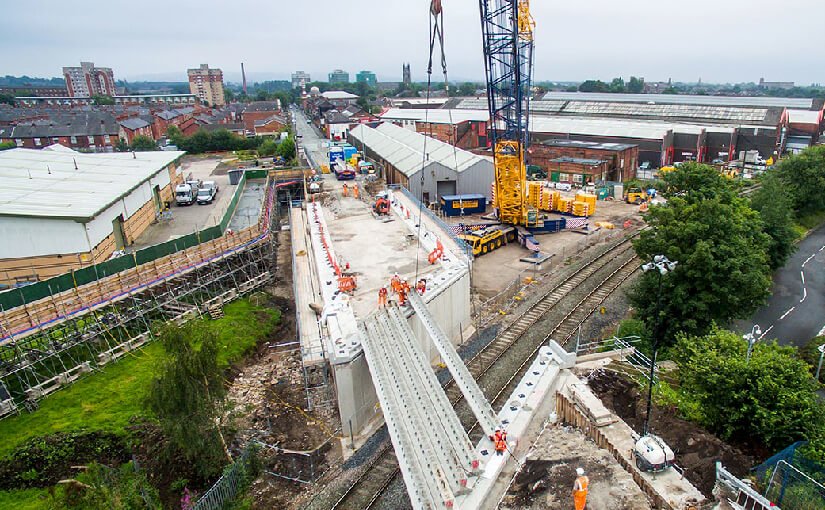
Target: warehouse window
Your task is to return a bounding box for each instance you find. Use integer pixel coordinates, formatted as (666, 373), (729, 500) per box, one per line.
(88, 136), (94, 144)
(572, 174), (583, 183)
(70, 136), (77, 144)
(559, 173), (569, 182)
(34, 138), (41, 146)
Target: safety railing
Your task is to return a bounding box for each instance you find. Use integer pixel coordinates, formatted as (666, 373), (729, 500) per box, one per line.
(192, 446), (257, 510)
(389, 185), (474, 260)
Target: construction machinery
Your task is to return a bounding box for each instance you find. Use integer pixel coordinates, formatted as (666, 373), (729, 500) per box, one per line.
(633, 434), (675, 473)
(373, 191), (391, 216)
(479, 0), (536, 228)
(458, 226), (516, 257)
(624, 187), (649, 204)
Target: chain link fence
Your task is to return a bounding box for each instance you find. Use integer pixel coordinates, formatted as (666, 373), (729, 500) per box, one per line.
(755, 442), (825, 510)
(192, 446), (258, 510)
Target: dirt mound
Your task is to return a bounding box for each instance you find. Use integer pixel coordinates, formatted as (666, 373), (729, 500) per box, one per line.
(587, 368), (756, 497)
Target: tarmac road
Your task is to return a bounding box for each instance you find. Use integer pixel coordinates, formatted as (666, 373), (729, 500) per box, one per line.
(736, 222), (825, 347)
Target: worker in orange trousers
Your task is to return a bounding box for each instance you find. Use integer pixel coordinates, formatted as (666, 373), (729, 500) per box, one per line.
(490, 428), (507, 456)
(377, 287), (388, 308)
(390, 273), (401, 295)
(398, 280), (411, 306)
(342, 183), (348, 197)
(353, 184), (359, 199)
(572, 467), (589, 510)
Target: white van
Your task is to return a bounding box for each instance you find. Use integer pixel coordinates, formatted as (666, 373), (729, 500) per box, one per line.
(175, 183), (196, 206)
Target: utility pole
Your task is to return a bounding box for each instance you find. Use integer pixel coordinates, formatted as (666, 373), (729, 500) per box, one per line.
(640, 255), (678, 437)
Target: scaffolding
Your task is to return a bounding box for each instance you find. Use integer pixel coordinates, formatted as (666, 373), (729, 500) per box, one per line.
(0, 177), (282, 416)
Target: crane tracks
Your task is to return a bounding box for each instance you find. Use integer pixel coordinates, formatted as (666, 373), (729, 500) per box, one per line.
(321, 235), (639, 510)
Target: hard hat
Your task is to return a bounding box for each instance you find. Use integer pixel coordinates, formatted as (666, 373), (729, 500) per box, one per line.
(576, 468), (585, 476)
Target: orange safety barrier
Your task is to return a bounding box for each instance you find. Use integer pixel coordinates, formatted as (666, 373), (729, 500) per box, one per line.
(338, 275), (357, 293)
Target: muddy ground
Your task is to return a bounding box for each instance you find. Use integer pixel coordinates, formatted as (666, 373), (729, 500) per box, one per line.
(502, 425), (653, 509)
(586, 368), (757, 497)
(224, 228), (341, 510)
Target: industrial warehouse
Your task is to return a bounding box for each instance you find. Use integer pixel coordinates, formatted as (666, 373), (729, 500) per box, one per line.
(349, 122), (494, 203)
(0, 147), (184, 284)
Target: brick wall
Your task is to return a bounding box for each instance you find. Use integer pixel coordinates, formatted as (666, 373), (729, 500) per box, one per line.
(529, 143), (638, 182)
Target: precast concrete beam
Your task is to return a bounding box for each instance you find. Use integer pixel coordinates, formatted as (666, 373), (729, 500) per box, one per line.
(408, 291), (499, 437)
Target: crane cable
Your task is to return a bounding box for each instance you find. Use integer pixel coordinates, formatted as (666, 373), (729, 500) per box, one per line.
(413, 0), (449, 284)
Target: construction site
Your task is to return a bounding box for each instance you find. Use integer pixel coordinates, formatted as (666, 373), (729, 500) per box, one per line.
(3, 1), (820, 509)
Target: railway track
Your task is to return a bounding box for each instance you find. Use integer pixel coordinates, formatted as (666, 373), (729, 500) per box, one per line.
(322, 233), (640, 510)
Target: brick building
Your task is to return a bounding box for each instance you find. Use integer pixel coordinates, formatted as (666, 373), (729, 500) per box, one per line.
(63, 62), (116, 97)
(3, 113), (120, 152)
(379, 108), (489, 149)
(240, 101), (281, 132)
(253, 115), (287, 136)
(187, 64), (225, 106)
(118, 117), (154, 144)
(529, 139), (638, 182)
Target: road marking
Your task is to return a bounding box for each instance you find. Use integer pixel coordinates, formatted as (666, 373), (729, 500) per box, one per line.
(803, 254), (816, 267)
(759, 325), (774, 339)
(820, 245), (825, 252)
(801, 288), (807, 303)
(819, 324), (825, 337)
(780, 307), (796, 320)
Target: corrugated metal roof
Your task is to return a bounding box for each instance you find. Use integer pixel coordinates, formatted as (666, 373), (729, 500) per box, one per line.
(380, 108), (489, 124)
(527, 116), (734, 139)
(322, 91), (359, 100)
(787, 109), (822, 124)
(0, 148), (185, 220)
(349, 122), (488, 178)
(541, 92), (815, 109)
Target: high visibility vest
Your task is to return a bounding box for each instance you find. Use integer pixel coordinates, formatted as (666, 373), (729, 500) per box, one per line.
(574, 476), (589, 493)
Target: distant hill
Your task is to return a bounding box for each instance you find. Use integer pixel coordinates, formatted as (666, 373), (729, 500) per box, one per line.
(0, 75), (65, 87)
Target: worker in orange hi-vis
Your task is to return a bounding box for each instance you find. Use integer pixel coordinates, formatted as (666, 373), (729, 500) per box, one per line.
(353, 183), (359, 199)
(489, 428), (507, 456)
(398, 281), (410, 306)
(572, 467), (589, 510)
(342, 183), (348, 197)
(377, 286), (388, 308)
(390, 273), (401, 295)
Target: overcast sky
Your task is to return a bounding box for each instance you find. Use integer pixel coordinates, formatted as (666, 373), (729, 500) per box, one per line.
(2, 0), (821, 85)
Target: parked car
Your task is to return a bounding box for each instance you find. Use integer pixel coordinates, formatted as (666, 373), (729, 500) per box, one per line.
(197, 181), (219, 204)
(175, 183), (196, 206)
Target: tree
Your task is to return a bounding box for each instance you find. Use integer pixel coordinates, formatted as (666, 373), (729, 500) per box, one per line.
(609, 77), (626, 93)
(130, 135), (157, 151)
(750, 172), (798, 268)
(145, 323), (230, 479)
(660, 161), (736, 201)
(224, 88), (236, 103)
(276, 136), (296, 162)
(0, 141), (15, 151)
(630, 163), (772, 342)
(672, 328), (824, 450)
(91, 94), (114, 105)
(774, 145), (825, 215)
(627, 76), (644, 93)
(0, 93), (14, 105)
(459, 82), (477, 96)
(578, 80), (609, 93)
(257, 138), (277, 157)
(166, 125), (183, 146)
(115, 138), (129, 152)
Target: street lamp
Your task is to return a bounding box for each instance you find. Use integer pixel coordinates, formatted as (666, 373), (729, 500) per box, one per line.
(815, 344), (825, 382)
(743, 324), (762, 363)
(640, 254), (678, 437)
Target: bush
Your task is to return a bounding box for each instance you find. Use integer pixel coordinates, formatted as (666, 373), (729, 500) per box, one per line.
(673, 328), (824, 450)
(0, 431), (128, 489)
(257, 139), (277, 157)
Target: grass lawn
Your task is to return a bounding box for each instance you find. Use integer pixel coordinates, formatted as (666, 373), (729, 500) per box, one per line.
(0, 488), (51, 510)
(0, 299), (280, 459)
